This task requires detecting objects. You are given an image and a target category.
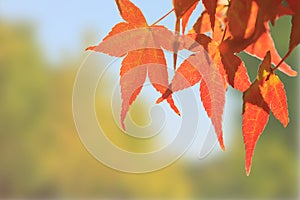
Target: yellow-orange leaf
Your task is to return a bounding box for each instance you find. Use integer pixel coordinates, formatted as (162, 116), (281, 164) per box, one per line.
(259, 74), (289, 127)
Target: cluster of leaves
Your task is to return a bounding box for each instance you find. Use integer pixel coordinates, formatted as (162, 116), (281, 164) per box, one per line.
(87, 0), (299, 175)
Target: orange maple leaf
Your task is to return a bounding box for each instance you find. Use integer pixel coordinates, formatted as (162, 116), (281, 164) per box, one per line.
(242, 51), (289, 175)
(191, 4), (251, 92)
(87, 0), (180, 129)
(158, 37), (227, 150)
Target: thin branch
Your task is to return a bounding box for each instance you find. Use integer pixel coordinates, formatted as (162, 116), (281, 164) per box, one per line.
(272, 47), (294, 72)
(221, 25), (228, 43)
(151, 8), (175, 26)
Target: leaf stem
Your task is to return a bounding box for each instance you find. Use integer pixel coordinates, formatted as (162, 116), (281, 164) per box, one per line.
(151, 8), (175, 26)
(221, 25), (228, 43)
(272, 47), (294, 72)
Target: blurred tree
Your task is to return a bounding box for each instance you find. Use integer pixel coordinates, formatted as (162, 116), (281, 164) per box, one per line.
(0, 20), (192, 198)
(0, 21), (49, 196)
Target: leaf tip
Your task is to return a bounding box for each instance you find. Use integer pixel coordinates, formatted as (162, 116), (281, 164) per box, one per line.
(290, 70), (298, 77)
(246, 168), (251, 176)
(167, 98), (181, 116)
(220, 143), (225, 152)
(85, 46), (96, 51)
(121, 120), (126, 131)
(245, 148), (254, 176)
(156, 97), (165, 104)
(218, 135), (226, 151)
(283, 117), (290, 128)
(245, 159), (252, 176)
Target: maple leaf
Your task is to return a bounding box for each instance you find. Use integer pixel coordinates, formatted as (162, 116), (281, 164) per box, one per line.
(173, 0), (200, 20)
(245, 23), (297, 77)
(225, 0), (297, 77)
(115, 0), (147, 26)
(86, 26), (181, 57)
(259, 74), (289, 128)
(158, 37), (227, 150)
(243, 79), (270, 176)
(190, 6), (251, 92)
(182, 1), (199, 34)
(192, 4), (228, 38)
(85, 0), (296, 176)
(172, 0), (199, 69)
(219, 42), (251, 92)
(242, 51), (289, 175)
(192, 10), (212, 34)
(202, 0), (218, 31)
(86, 0), (180, 129)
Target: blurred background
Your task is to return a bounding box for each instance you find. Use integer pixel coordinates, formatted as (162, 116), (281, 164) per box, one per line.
(0, 0), (299, 199)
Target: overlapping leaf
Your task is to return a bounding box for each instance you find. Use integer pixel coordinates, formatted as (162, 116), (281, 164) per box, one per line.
(225, 0), (297, 76)
(202, 0), (217, 31)
(245, 23), (297, 77)
(181, 1), (199, 34)
(242, 52), (289, 175)
(172, 0), (200, 69)
(158, 35), (227, 150)
(86, 0), (298, 176)
(173, 0), (199, 21)
(228, 0), (252, 39)
(191, 5), (251, 92)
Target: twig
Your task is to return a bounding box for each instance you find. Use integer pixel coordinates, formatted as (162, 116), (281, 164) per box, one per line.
(151, 8), (175, 26)
(221, 25), (228, 42)
(272, 47), (294, 72)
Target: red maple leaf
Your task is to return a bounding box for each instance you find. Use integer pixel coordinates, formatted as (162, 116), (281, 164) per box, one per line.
(227, 0), (253, 39)
(225, 0), (297, 76)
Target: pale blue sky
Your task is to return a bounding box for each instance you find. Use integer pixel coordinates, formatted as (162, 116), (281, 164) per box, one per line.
(0, 0), (203, 64)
